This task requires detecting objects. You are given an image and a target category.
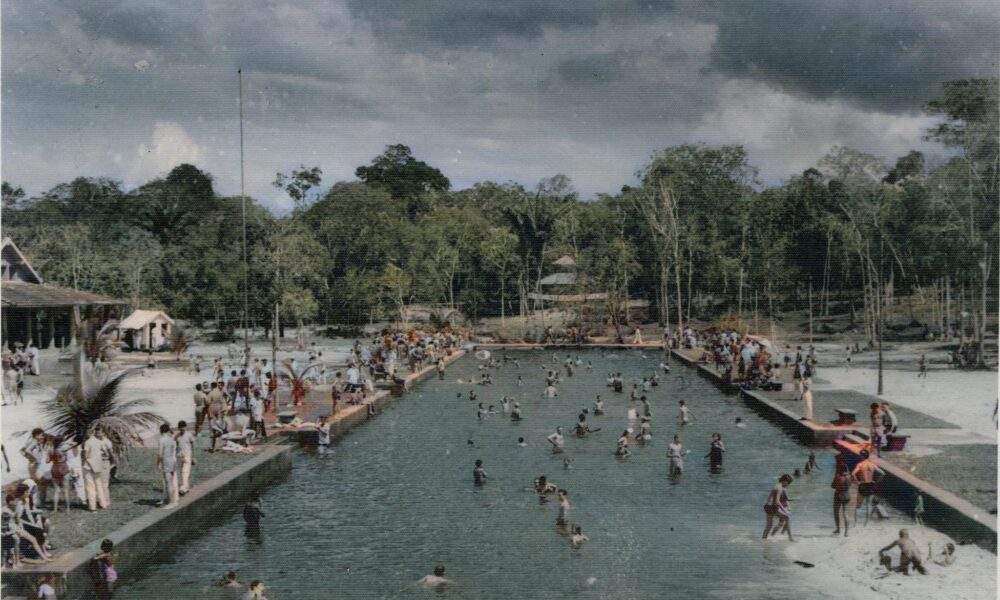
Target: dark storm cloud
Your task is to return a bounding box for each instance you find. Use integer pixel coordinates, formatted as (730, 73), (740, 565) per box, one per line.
(697, 0), (1000, 110)
(74, 1), (205, 49)
(2, 0), (997, 209)
(345, 0), (677, 48)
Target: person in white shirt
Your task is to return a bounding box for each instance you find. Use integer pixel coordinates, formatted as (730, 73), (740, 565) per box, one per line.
(175, 421), (196, 496)
(547, 427), (565, 454)
(249, 395), (266, 440)
(36, 573), (57, 598)
(26, 343), (40, 376)
(667, 435), (688, 476)
(570, 525), (589, 547)
(82, 429), (112, 510)
(156, 424), (179, 508)
(678, 400), (692, 426)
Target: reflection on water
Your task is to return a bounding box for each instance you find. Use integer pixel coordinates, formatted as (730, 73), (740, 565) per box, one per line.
(121, 350), (841, 599)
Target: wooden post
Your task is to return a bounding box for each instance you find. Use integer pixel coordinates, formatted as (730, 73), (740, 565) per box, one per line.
(808, 283), (814, 345)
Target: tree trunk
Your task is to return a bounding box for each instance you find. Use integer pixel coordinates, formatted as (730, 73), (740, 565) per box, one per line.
(686, 245), (693, 324)
(808, 282), (814, 345)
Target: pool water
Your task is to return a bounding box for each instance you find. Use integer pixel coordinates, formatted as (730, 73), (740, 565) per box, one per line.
(121, 350), (843, 599)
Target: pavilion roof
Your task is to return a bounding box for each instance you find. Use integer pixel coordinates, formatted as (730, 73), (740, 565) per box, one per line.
(1, 280), (125, 308)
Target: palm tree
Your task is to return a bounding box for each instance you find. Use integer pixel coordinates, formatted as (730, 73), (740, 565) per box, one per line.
(279, 360), (320, 407)
(39, 353), (164, 462)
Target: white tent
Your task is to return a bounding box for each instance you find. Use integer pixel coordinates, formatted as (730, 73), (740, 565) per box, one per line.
(119, 309), (174, 350)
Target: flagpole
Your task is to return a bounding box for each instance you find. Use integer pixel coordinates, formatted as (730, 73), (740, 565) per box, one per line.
(239, 68), (251, 364)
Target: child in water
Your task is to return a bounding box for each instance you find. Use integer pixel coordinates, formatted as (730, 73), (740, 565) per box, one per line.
(473, 460), (487, 486)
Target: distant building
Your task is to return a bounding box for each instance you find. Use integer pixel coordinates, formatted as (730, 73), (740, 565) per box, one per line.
(117, 310), (174, 350)
(1, 237), (124, 349)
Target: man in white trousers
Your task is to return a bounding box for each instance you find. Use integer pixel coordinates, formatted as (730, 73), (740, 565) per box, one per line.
(175, 420), (195, 496)
(156, 423), (179, 508)
(82, 428), (112, 511)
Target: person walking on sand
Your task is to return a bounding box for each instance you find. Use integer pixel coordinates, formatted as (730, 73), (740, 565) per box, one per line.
(917, 354), (927, 378)
(762, 474), (794, 541)
(156, 423), (179, 509)
(851, 450), (884, 525)
(831, 464), (850, 537)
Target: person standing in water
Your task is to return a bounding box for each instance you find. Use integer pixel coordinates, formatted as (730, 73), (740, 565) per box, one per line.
(593, 395), (605, 415)
(473, 460), (487, 486)
(677, 400), (692, 426)
(511, 403), (522, 421)
(667, 435), (687, 476)
(547, 427), (565, 453)
(705, 433), (725, 473)
(615, 430), (631, 457)
(762, 474), (794, 541)
(556, 489), (571, 530)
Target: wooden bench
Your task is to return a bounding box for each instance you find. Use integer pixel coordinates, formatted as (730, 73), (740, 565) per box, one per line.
(834, 408), (857, 425)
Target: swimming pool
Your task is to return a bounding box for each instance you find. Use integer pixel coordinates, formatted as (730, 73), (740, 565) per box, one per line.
(121, 349), (844, 599)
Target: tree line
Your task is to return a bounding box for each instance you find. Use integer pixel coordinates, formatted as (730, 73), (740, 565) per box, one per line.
(3, 79), (996, 356)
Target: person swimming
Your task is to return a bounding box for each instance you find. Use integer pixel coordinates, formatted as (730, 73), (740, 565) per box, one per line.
(517, 437), (527, 447)
(534, 475), (557, 495)
(477, 403), (488, 420)
(570, 525), (589, 547)
(735, 416), (746, 428)
(418, 565), (452, 588)
(473, 460), (487, 486)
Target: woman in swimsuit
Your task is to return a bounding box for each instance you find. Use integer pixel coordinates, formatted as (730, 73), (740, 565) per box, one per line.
(705, 433), (725, 473)
(762, 474), (794, 541)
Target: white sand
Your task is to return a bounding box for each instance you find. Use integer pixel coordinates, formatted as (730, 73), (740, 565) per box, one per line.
(1, 339), (355, 485)
(787, 519), (997, 600)
(813, 367), (998, 440)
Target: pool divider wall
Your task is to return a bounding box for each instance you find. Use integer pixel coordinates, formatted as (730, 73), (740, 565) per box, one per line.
(1, 444), (292, 599)
(295, 349), (467, 446)
(669, 347), (998, 554)
(834, 435), (997, 553)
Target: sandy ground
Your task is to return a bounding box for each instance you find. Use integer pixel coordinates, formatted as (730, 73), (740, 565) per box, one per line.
(786, 515), (997, 600)
(813, 367), (998, 440)
(1, 339), (355, 485)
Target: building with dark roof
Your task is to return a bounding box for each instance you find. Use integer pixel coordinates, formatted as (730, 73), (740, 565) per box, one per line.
(1, 237), (124, 349)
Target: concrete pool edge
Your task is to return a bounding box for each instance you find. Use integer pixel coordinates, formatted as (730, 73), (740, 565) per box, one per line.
(1, 443), (293, 598)
(291, 348), (468, 446)
(669, 347), (998, 554)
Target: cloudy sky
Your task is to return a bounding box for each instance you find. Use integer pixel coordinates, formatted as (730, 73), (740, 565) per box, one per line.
(3, 1), (997, 211)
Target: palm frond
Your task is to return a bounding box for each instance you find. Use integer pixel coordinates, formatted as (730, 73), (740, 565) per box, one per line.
(37, 351), (166, 450)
